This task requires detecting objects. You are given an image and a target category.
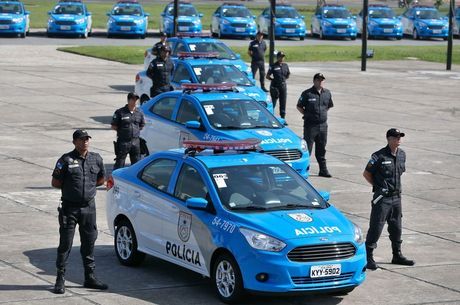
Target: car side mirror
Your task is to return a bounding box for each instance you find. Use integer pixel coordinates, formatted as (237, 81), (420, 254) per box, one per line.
(161, 12), (165, 17)
(199, 13), (203, 18)
(318, 190), (330, 202)
(214, 13), (220, 17)
(252, 15), (256, 19)
(180, 79), (191, 85)
(301, 15), (305, 19)
(235, 53), (241, 59)
(25, 10), (30, 15)
(353, 15), (357, 19)
(185, 120), (201, 129)
(106, 12), (111, 16)
(186, 197), (208, 210)
(145, 12), (150, 16)
(277, 117), (287, 126)
(87, 12), (92, 16)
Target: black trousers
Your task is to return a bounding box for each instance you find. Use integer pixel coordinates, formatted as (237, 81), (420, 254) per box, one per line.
(303, 123), (328, 168)
(251, 60), (265, 88)
(150, 85), (173, 99)
(365, 195), (402, 249)
(270, 83), (287, 118)
(56, 200), (98, 273)
(114, 138), (141, 170)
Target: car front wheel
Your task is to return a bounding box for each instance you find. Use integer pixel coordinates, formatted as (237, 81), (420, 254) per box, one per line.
(412, 28), (419, 40)
(212, 253), (244, 304)
(114, 219), (145, 266)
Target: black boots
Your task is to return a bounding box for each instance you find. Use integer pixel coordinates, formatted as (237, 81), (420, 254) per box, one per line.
(318, 165), (332, 178)
(53, 271), (65, 294)
(84, 272), (108, 290)
(392, 242), (415, 266)
(366, 246), (378, 270)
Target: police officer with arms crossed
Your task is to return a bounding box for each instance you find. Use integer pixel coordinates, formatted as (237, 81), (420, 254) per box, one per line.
(296, 73), (333, 177)
(248, 31), (268, 92)
(111, 92), (145, 170)
(363, 128), (415, 270)
(266, 51), (290, 119)
(51, 129), (108, 294)
(147, 45), (174, 98)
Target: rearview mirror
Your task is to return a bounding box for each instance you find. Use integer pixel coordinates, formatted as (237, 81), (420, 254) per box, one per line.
(186, 197), (208, 210)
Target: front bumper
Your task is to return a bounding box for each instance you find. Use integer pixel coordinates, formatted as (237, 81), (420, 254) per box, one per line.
(0, 22), (26, 34)
(323, 26), (357, 38)
(108, 24), (146, 35)
(275, 26), (306, 38)
(369, 26), (403, 38)
(221, 24), (257, 37)
(417, 26), (448, 38)
(48, 23), (88, 35)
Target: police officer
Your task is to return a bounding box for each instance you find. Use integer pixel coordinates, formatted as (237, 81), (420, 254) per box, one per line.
(152, 32), (169, 58)
(296, 73), (333, 177)
(266, 51), (290, 119)
(51, 129), (108, 294)
(111, 92), (145, 170)
(147, 44), (174, 98)
(248, 31), (268, 92)
(363, 128), (415, 270)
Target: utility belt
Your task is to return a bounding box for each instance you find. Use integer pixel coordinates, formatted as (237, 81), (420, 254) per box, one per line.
(60, 198), (95, 208)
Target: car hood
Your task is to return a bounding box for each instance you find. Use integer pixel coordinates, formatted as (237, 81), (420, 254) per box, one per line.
(223, 16), (254, 23)
(178, 15), (200, 22)
(111, 15), (143, 22)
(372, 18), (400, 25)
(324, 17), (354, 25)
(0, 13), (23, 19)
(229, 205), (355, 241)
(278, 17), (305, 25)
(234, 86), (267, 102)
(416, 18), (447, 25)
(51, 14), (83, 21)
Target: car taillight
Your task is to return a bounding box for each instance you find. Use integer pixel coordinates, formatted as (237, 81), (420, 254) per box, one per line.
(135, 73), (140, 82)
(106, 176), (114, 191)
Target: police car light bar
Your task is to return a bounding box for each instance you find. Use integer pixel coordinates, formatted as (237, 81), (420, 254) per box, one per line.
(117, 0), (138, 3)
(177, 51), (220, 59)
(175, 32), (212, 38)
(181, 83), (236, 92)
(183, 139), (261, 153)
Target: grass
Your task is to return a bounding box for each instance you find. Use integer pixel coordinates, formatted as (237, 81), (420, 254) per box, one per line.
(58, 45), (460, 65)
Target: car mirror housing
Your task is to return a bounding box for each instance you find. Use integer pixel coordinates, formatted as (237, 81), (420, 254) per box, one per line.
(25, 11), (30, 15)
(318, 190), (330, 202)
(301, 15), (305, 19)
(106, 12), (111, 16)
(185, 120), (201, 129)
(277, 117), (287, 126)
(48, 11), (52, 15)
(145, 12), (150, 16)
(199, 13), (203, 17)
(235, 53), (241, 59)
(186, 197), (208, 210)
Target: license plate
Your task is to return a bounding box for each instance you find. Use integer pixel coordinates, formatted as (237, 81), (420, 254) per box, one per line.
(120, 26), (131, 31)
(286, 29), (295, 33)
(310, 264), (341, 278)
(179, 26), (188, 31)
(432, 29), (441, 34)
(336, 29), (346, 33)
(60, 25), (71, 30)
(235, 27), (245, 32)
(383, 29), (393, 33)
(0, 25), (9, 30)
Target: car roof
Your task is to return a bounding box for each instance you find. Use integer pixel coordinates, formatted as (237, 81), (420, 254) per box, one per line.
(178, 58), (235, 66)
(152, 89), (255, 103)
(195, 151), (283, 169)
(322, 5), (347, 9)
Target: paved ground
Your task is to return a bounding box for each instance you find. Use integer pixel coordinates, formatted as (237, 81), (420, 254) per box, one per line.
(0, 45), (459, 305)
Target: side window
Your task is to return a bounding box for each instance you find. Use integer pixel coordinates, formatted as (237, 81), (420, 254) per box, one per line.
(172, 42), (187, 56)
(176, 99), (200, 124)
(172, 64), (191, 83)
(150, 97), (177, 120)
(140, 158), (177, 192)
(174, 164), (208, 201)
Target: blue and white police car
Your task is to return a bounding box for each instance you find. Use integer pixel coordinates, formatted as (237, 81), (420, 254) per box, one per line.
(401, 5), (448, 40)
(160, 1), (202, 36)
(356, 5), (403, 39)
(106, 139), (366, 303)
(139, 83), (309, 178)
(257, 4), (306, 40)
(0, 0), (29, 38)
(47, 0), (92, 38)
(106, 0), (149, 39)
(311, 5), (357, 40)
(454, 6), (459, 37)
(210, 3), (257, 39)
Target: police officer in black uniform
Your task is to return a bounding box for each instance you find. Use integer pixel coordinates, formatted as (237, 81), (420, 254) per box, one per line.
(111, 92), (145, 170)
(266, 51), (290, 119)
(51, 129), (108, 294)
(363, 128), (415, 270)
(152, 32), (169, 58)
(248, 31), (268, 92)
(296, 73), (334, 177)
(147, 45), (174, 98)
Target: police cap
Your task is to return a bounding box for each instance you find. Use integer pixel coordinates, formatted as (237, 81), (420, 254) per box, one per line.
(386, 128), (405, 138)
(276, 51), (286, 58)
(313, 73), (325, 80)
(127, 92), (139, 101)
(72, 129), (91, 140)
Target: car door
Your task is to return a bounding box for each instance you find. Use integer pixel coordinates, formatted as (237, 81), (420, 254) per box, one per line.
(211, 7), (220, 33)
(311, 8), (322, 34)
(401, 9), (413, 34)
(356, 10), (363, 34)
(171, 62), (193, 88)
(174, 98), (206, 146)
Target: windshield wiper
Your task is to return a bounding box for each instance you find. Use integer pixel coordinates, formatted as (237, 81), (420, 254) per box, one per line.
(230, 206), (267, 211)
(283, 203), (325, 209)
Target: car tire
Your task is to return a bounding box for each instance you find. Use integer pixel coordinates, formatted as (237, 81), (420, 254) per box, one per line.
(47, 31), (53, 38)
(300, 35), (305, 41)
(82, 30), (88, 39)
(351, 35), (356, 40)
(88, 29), (92, 37)
(141, 34), (146, 39)
(107, 33), (112, 38)
(212, 253), (244, 304)
(20, 32), (26, 38)
(320, 28), (325, 40)
(114, 219), (145, 266)
(218, 26), (222, 39)
(310, 26), (315, 37)
(412, 28), (419, 40)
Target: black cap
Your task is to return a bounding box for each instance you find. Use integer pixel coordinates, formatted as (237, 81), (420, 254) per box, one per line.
(276, 51), (285, 58)
(256, 31), (264, 36)
(313, 73), (325, 80)
(386, 128), (405, 138)
(72, 129), (91, 140)
(127, 92), (139, 101)
(160, 32), (167, 37)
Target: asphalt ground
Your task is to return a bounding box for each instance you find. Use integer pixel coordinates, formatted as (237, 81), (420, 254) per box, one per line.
(0, 45), (459, 305)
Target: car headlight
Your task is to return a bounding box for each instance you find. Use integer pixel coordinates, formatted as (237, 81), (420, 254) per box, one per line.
(134, 18), (144, 24)
(418, 21), (427, 27)
(108, 18), (115, 24)
(369, 20), (378, 26)
(222, 19), (230, 25)
(323, 21), (332, 27)
(75, 18), (85, 24)
(353, 222), (364, 244)
(301, 139), (308, 152)
(12, 17), (24, 23)
(48, 18), (55, 24)
(240, 228), (286, 252)
(249, 21), (256, 27)
(192, 19), (201, 25)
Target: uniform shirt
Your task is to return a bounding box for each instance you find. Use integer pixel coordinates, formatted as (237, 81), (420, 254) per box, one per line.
(267, 62), (290, 86)
(111, 105), (145, 141)
(146, 56), (174, 89)
(52, 150), (105, 205)
(365, 145), (406, 195)
(248, 39), (267, 62)
(297, 86), (334, 126)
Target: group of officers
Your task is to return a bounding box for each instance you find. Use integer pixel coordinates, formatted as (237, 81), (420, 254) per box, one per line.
(50, 32), (414, 294)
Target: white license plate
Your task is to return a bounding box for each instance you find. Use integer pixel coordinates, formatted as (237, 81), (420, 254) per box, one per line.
(0, 25), (9, 30)
(60, 25), (71, 30)
(179, 26), (189, 31)
(432, 29), (441, 34)
(383, 28), (393, 33)
(120, 26), (131, 31)
(310, 264), (341, 278)
(235, 27), (245, 32)
(336, 29), (346, 33)
(286, 29), (295, 33)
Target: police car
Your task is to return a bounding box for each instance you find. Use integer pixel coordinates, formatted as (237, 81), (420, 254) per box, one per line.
(47, 0), (92, 38)
(0, 0), (29, 38)
(400, 5), (448, 40)
(454, 6), (460, 37)
(136, 53), (271, 111)
(210, 3), (257, 39)
(140, 83), (309, 178)
(143, 33), (251, 77)
(106, 0), (150, 39)
(311, 5), (357, 40)
(257, 4), (306, 40)
(356, 5), (403, 39)
(106, 139), (366, 303)
(160, 1), (202, 36)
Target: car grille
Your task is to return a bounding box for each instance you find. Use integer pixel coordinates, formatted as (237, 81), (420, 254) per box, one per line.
(231, 23), (247, 28)
(178, 21), (193, 27)
(380, 24), (396, 29)
(288, 243), (356, 262)
(55, 20), (76, 25)
(291, 272), (354, 285)
(116, 21), (136, 26)
(333, 24), (349, 29)
(0, 19), (13, 24)
(264, 149), (302, 162)
(282, 24), (298, 29)
(428, 25), (443, 30)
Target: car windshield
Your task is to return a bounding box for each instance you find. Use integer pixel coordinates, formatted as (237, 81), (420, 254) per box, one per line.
(168, 5), (198, 16)
(275, 7), (300, 18)
(187, 42), (236, 59)
(323, 8), (352, 18)
(222, 7), (252, 18)
(210, 164), (328, 211)
(193, 65), (252, 86)
(369, 9), (395, 18)
(202, 99), (282, 130)
(53, 4), (84, 15)
(112, 5), (142, 16)
(416, 9), (441, 19)
(0, 3), (23, 14)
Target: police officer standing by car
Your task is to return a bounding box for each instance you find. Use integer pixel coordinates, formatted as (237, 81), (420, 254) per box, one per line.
(51, 129), (108, 294)
(248, 31), (268, 92)
(363, 128), (415, 270)
(296, 73), (333, 177)
(147, 45), (174, 98)
(111, 92), (145, 170)
(266, 51), (290, 119)
(152, 32), (169, 58)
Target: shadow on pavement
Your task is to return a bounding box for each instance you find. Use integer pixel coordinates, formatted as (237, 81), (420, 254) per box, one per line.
(109, 85), (134, 93)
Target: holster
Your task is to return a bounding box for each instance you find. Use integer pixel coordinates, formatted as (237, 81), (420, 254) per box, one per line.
(140, 138), (149, 156)
(113, 141), (119, 156)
